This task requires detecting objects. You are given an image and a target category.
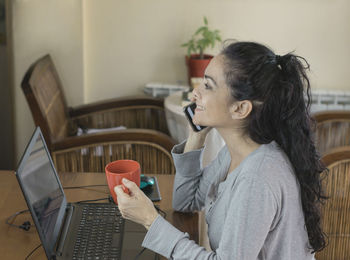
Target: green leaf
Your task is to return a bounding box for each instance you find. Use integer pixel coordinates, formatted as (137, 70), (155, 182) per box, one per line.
(204, 16), (208, 25)
(203, 30), (211, 41)
(194, 26), (206, 36)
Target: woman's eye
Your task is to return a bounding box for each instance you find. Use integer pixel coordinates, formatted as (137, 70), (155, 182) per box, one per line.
(204, 83), (212, 90)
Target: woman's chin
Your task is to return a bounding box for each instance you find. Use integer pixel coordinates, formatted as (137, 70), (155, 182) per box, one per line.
(193, 116), (205, 126)
(193, 119), (200, 125)
(193, 120), (204, 126)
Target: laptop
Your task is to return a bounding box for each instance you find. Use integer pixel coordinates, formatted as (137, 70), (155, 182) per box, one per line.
(15, 127), (156, 259)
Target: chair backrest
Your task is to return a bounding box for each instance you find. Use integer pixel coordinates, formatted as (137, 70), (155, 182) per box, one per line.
(313, 110), (350, 155)
(52, 141), (175, 175)
(315, 146), (350, 260)
(71, 96), (170, 135)
(50, 129), (176, 174)
(21, 55), (71, 149)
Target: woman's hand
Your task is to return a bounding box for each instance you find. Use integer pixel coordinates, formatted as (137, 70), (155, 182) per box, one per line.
(114, 178), (159, 230)
(188, 124), (212, 139)
(184, 125), (212, 153)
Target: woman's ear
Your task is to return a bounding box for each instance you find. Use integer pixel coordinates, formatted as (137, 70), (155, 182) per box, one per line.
(230, 100), (253, 120)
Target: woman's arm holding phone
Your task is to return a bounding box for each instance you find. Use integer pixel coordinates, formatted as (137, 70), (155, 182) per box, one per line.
(171, 134), (228, 212)
(171, 101), (223, 212)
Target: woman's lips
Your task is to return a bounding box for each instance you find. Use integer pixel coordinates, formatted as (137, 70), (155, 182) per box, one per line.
(195, 105), (204, 112)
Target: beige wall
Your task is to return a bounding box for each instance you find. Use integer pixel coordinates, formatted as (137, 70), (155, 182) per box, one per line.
(12, 0), (84, 162)
(10, 0), (350, 161)
(84, 0), (350, 103)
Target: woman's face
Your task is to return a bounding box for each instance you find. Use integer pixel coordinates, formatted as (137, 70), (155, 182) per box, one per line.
(192, 55), (235, 129)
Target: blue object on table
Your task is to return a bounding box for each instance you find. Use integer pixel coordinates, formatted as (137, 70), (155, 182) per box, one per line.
(140, 174), (155, 189)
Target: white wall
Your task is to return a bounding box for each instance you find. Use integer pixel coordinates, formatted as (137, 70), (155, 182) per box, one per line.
(12, 0), (84, 162)
(84, 0), (350, 103)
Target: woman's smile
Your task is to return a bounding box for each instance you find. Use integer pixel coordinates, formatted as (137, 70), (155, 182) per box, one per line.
(195, 104), (205, 112)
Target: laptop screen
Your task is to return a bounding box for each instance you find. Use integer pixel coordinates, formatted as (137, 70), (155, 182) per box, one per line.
(16, 127), (67, 259)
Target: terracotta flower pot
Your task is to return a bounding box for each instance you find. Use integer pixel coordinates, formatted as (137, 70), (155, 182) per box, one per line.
(185, 54), (213, 85)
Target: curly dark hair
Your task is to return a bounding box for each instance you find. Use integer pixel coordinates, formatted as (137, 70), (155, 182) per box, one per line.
(221, 41), (327, 253)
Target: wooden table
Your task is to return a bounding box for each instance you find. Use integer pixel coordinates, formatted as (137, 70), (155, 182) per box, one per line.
(0, 171), (198, 259)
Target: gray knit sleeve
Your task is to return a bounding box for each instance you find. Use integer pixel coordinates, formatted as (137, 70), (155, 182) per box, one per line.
(142, 173), (277, 259)
(171, 140), (227, 212)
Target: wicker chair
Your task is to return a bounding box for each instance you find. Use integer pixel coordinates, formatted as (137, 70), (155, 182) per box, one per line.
(313, 110), (350, 155)
(315, 146), (350, 260)
(21, 54), (175, 174)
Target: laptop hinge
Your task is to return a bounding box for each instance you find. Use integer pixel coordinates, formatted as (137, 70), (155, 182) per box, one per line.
(55, 204), (75, 256)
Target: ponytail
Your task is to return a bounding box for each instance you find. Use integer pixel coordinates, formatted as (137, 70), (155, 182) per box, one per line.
(268, 53), (327, 252)
(222, 41), (327, 252)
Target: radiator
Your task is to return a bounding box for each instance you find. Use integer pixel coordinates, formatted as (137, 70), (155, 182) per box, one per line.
(310, 90), (350, 113)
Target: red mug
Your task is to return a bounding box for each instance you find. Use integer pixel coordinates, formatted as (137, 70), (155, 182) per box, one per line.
(105, 160), (141, 204)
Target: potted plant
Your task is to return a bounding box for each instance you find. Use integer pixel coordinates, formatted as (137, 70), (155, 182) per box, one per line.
(181, 17), (222, 85)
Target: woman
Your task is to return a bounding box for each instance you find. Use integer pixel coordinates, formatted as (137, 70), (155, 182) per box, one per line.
(115, 41), (326, 259)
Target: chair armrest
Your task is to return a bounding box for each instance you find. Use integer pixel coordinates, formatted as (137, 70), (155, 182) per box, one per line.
(312, 110), (350, 123)
(69, 95), (164, 117)
(52, 129), (176, 152)
(322, 146), (350, 166)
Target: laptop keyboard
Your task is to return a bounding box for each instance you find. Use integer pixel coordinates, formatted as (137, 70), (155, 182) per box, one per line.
(73, 204), (124, 260)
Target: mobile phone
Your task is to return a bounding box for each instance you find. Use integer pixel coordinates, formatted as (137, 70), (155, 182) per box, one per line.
(183, 103), (207, 132)
(141, 176), (161, 202)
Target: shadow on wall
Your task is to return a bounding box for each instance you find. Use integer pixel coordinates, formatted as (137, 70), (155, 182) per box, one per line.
(0, 0), (14, 170)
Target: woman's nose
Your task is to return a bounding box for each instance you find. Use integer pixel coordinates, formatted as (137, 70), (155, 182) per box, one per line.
(191, 86), (200, 102)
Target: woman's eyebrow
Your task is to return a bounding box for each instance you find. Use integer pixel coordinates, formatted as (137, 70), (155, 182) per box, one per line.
(204, 75), (217, 86)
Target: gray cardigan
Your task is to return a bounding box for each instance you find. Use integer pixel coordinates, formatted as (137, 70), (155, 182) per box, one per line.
(142, 140), (314, 260)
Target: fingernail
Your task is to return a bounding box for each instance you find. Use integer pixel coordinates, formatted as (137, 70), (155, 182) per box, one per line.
(122, 178), (129, 183)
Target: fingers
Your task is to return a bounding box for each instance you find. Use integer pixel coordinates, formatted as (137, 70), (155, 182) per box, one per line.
(114, 185), (125, 196)
(114, 185), (130, 202)
(122, 178), (139, 193)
